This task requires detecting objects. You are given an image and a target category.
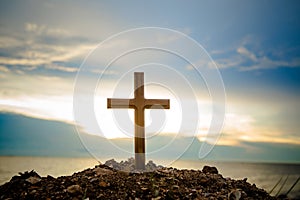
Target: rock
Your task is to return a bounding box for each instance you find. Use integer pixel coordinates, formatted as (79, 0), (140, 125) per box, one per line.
(29, 189), (37, 194)
(146, 160), (157, 170)
(25, 176), (41, 184)
(18, 170), (41, 179)
(153, 189), (159, 197)
(10, 170), (41, 184)
(47, 175), (55, 180)
(104, 159), (120, 169)
(128, 157), (135, 164)
(90, 178), (98, 183)
(172, 185), (179, 190)
(228, 189), (242, 200)
(103, 157), (163, 172)
(202, 166), (218, 174)
(99, 181), (109, 188)
(151, 197), (161, 200)
(67, 185), (82, 195)
(92, 167), (113, 176)
(199, 175), (209, 184)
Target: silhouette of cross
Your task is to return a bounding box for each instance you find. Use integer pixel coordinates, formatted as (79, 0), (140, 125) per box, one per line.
(107, 72), (170, 170)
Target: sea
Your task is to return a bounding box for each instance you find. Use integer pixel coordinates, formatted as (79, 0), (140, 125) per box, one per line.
(0, 156), (299, 199)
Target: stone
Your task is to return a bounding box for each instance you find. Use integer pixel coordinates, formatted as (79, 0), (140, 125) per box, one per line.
(99, 181), (109, 188)
(25, 176), (41, 184)
(202, 166), (218, 174)
(172, 185), (179, 190)
(90, 178), (98, 183)
(104, 159), (119, 169)
(228, 189), (242, 200)
(67, 185), (82, 195)
(199, 176), (209, 184)
(153, 189), (159, 197)
(92, 167), (113, 176)
(151, 197), (161, 200)
(29, 189), (37, 194)
(18, 170), (41, 179)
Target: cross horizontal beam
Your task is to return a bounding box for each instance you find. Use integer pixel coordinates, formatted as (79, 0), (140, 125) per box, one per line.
(107, 98), (170, 109)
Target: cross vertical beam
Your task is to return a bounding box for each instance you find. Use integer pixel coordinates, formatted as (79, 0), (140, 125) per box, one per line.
(134, 72), (146, 170)
(107, 72), (170, 170)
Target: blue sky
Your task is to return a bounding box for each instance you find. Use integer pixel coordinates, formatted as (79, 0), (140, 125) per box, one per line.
(0, 0), (300, 160)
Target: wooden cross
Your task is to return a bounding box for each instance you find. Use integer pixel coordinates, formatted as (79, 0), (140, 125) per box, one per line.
(107, 72), (170, 170)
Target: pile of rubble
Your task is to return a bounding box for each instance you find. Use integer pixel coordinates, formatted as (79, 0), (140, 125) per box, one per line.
(0, 159), (279, 200)
(104, 158), (162, 172)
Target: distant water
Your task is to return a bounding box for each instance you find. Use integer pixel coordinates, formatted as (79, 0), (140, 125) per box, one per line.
(172, 159), (300, 199)
(0, 156), (299, 199)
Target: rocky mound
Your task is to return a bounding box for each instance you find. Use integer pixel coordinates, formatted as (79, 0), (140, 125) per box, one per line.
(0, 159), (278, 200)
(104, 158), (163, 172)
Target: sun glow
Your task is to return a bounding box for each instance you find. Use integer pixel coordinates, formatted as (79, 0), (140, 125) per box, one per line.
(93, 91), (182, 139)
(0, 96), (73, 123)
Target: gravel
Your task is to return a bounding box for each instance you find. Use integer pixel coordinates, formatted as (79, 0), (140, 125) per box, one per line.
(0, 158), (281, 200)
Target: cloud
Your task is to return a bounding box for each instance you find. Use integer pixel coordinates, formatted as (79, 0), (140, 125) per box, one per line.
(45, 64), (78, 72)
(0, 57), (46, 66)
(209, 36), (300, 71)
(197, 111), (300, 146)
(235, 46), (300, 71)
(185, 58), (218, 70)
(0, 96), (73, 123)
(0, 41), (95, 67)
(0, 72), (74, 99)
(214, 46), (300, 71)
(0, 65), (10, 73)
(0, 72), (77, 122)
(25, 23), (70, 37)
(25, 23), (46, 34)
(89, 69), (117, 75)
(0, 23), (97, 73)
(237, 46), (257, 62)
(239, 55), (300, 71)
(185, 38), (295, 71)
(0, 36), (23, 48)
(1, 24), (191, 75)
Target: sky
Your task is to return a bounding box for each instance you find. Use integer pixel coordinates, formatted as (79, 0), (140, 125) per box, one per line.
(0, 0), (300, 160)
